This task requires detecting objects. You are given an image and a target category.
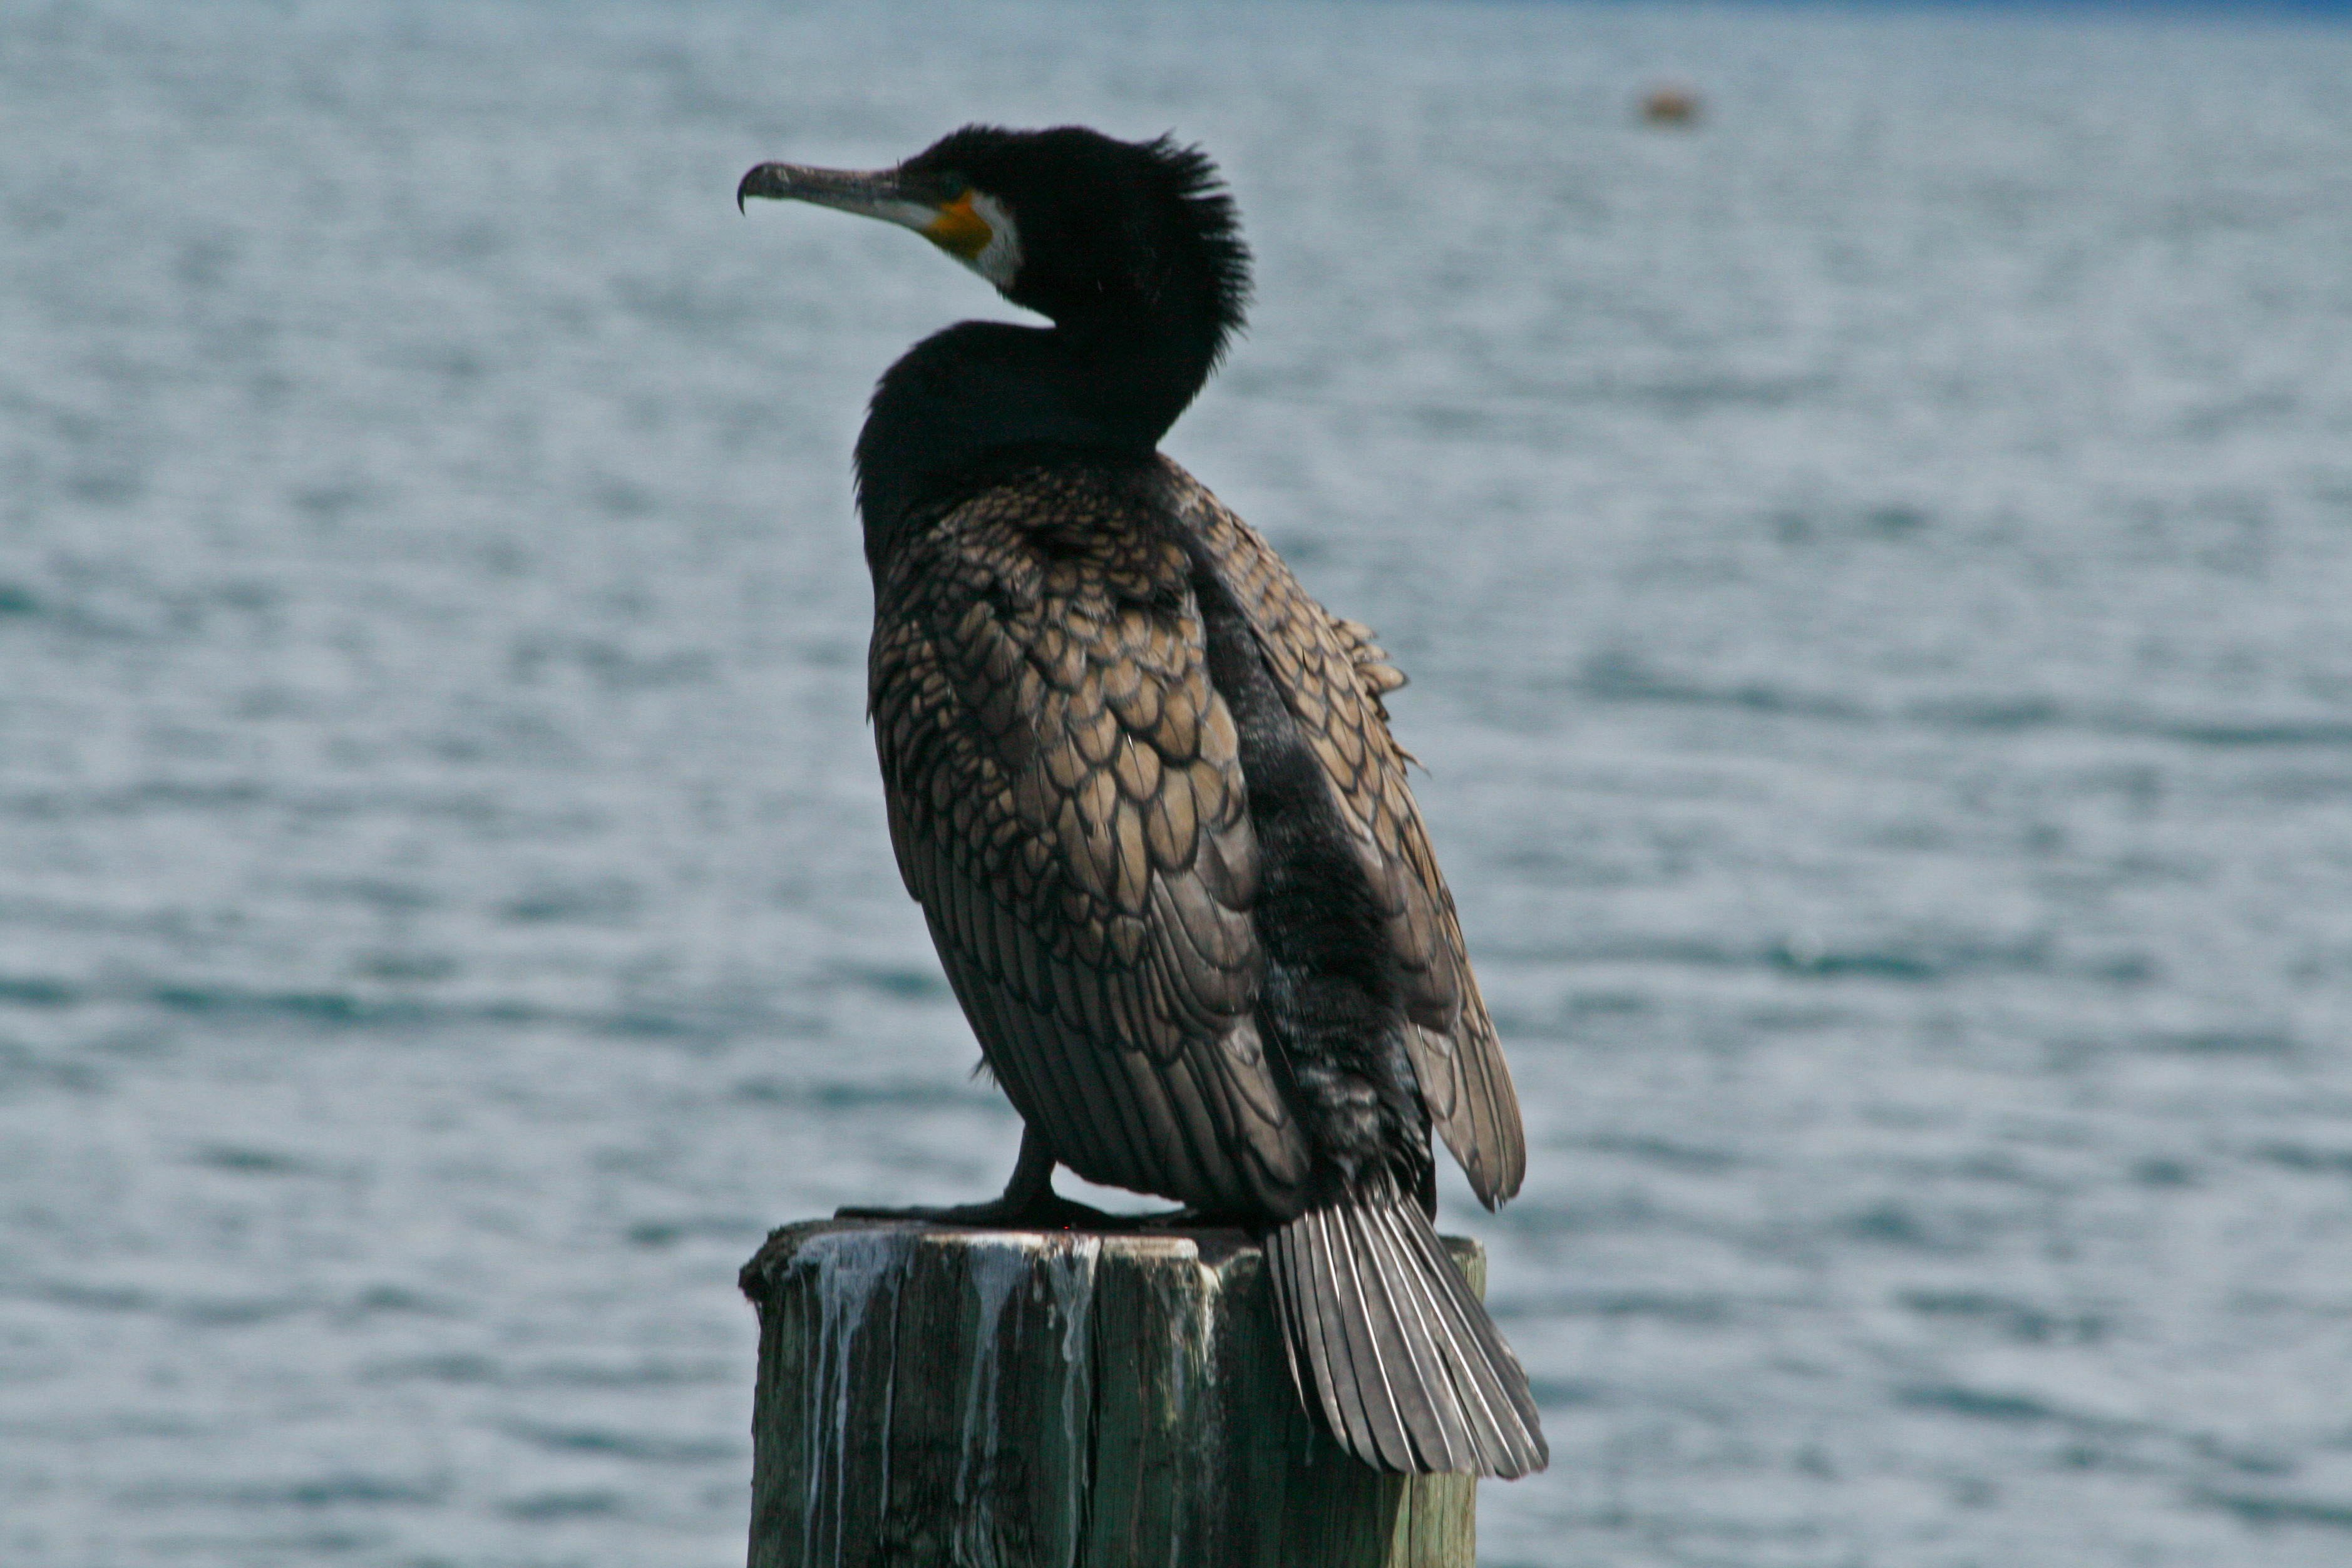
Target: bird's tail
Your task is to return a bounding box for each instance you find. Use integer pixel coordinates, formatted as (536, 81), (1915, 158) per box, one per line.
(1264, 1177), (1547, 1477)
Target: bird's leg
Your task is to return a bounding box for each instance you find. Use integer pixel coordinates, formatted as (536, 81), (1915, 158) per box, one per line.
(835, 1127), (1119, 1227)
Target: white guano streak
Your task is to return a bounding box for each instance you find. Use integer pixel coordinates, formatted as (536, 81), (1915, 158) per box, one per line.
(953, 1234), (1102, 1568)
(1045, 1237), (1101, 1544)
(795, 1229), (913, 1568)
(953, 1244), (1029, 1568)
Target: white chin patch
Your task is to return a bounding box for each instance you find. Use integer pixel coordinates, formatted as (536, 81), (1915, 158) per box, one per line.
(966, 192), (1024, 290)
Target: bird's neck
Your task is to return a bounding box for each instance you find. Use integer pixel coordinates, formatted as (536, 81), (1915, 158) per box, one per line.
(854, 315), (1217, 565)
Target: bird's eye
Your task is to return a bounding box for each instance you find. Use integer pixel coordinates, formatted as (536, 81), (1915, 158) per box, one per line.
(938, 173), (970, 200)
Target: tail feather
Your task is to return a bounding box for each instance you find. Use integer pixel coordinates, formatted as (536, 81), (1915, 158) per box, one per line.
(1360, 1200), (1476, 1459)
(1275, 1209), (1391, 1466)
(1270, 1217), (1337, 1425)
(1266, 1182), (1548, 1478)
(1374, 1198), (1535, 1466)
(1316, 1206), (1417, 1470)
(1342, 1202), (1465, 1469)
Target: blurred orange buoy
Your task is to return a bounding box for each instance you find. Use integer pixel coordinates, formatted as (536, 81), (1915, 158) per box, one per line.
(1640, 83), (1701, 126)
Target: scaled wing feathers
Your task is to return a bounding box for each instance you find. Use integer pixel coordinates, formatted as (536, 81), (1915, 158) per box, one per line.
(870, 466), (1313, 1215)
(1167, 468), (1527, 1205)
(870, 457), (1524, 1214)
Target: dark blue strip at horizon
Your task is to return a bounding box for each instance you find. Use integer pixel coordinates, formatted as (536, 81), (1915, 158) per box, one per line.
(1517, 0), (2352, 17)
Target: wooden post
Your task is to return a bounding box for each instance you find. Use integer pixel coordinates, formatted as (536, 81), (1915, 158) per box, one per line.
(741, 1219), (1480, 1567)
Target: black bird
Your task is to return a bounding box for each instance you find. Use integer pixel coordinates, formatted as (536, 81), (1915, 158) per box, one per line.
(739, 126), (1546, 1479)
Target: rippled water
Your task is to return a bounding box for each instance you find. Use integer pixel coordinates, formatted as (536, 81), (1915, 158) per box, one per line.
(6, 1), (2352, 1564)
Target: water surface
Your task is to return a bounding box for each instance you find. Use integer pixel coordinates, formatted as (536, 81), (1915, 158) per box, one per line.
(6, 2), (2352, 1564)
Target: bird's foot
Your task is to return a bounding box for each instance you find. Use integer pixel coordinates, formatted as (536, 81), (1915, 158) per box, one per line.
(1138, 1204), (1249, 1230)
(834, 1191), (1122, 1229)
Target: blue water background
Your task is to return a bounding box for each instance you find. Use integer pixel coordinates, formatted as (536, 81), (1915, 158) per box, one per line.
(6, 1), (2352, 1564)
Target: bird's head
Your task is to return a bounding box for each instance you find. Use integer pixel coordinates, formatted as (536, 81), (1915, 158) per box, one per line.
(739, 125), (1250, 360)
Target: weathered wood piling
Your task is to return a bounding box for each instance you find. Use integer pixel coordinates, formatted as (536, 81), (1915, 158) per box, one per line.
(741, 1219), (1481, 1567)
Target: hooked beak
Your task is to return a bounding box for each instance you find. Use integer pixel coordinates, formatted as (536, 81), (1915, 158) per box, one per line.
(735, 161), (997, 267)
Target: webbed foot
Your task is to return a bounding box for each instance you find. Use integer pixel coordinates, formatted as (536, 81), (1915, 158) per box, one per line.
(834, 1191), (1120, 1228)
(834, 1127), (1122, 1229)
(1138, 1205), (1248, 1229)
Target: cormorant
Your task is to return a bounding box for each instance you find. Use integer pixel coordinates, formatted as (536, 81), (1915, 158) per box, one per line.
(739, 125), (1546, 1479)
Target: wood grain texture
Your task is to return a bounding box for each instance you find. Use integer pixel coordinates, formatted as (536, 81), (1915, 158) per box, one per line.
(742, 1220), (1479, 1567)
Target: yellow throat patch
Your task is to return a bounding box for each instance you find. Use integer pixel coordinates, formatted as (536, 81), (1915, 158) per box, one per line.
(923, 192), (994, 261)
